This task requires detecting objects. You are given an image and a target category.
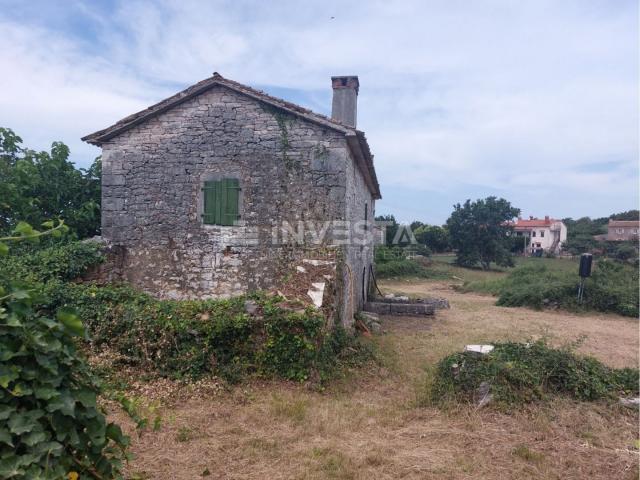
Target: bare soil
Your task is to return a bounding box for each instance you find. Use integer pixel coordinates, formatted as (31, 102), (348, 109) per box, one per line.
(112, 280), (639, 480)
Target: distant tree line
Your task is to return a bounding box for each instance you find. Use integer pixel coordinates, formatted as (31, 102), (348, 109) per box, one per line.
(377, 200), (638, 271)
(376, 196), (520, 270)
(562, 210), (639, 260)
(374, 214), (453, 254)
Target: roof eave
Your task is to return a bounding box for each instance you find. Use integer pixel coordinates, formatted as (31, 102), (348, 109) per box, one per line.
(346, 132), (382, 200)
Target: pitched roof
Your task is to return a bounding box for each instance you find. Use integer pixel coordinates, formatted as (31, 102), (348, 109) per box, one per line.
(82, 72), (381, 199)
(513, 218), (561, 228)
(608, 220), (640, 227)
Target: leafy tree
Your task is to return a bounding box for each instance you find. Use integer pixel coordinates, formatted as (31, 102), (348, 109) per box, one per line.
(562, 234), (600, 256)
(446, 197), (520, 270)
(0, 128), (101, 238)
(613, 243), (637, 262)
(562, 216), (607, 242)
(414, 225), (451, 253)
(409, 220), (424, 232)
(375, 214), (399, 246)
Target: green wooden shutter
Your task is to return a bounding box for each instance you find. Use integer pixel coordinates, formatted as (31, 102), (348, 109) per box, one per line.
(203, 178), (239, 225)
(203, 181), (217, 224)
(215, 179), (223, 225)
(221, 178), (240, 226)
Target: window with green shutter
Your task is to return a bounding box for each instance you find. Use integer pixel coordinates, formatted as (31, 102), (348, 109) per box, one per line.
(202, 178), (241, 225)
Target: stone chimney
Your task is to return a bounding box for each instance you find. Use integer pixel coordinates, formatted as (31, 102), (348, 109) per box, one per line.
(331, 76), (359, 128)
(544, 215), (550, 222)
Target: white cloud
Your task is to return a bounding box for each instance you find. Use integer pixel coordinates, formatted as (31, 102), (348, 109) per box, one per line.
(0, 0), (637, 220)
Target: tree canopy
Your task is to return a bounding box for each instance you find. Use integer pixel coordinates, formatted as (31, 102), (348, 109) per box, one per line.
(446, 196), (520, 270)
(414, 224), (451, 253)
(0, 127), (101, 238)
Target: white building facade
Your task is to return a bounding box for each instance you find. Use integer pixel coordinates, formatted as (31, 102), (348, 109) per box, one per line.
(513, 216), (567, 255)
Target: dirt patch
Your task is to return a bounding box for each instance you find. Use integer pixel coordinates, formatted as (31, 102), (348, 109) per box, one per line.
(381, 280), (638, 369)
(111, 280), (639, 479)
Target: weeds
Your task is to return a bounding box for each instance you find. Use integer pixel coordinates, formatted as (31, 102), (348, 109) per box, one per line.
(512, 444), (545, 463)
(429, 339), (639, 408)
(459, 260), (639, 317)
(269, 394), (309, 424)
(176, 426), (193, 442)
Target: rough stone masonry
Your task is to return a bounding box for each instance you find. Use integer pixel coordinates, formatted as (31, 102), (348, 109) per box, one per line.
(83, 73), (381, 326)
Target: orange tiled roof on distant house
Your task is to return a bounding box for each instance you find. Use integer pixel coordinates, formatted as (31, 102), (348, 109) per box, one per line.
(512, 216), (560, 229)
(508, 216), (568, 255)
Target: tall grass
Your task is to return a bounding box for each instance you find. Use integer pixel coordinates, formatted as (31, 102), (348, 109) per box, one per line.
(461, 260), (638, 317)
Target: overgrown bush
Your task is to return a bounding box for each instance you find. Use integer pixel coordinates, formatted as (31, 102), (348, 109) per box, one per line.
(375, 259), (430, 278)
(496, 261), (639, 317)
(374, 245), (408, 264)
(0, 240), (103, 286)
(48, 283), (363, 383)
(374, 245), (446, 279)
(0, 228), (126, 479)
(430, 340), (639, 407)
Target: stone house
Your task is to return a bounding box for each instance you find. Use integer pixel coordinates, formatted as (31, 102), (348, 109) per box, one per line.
(606, 220), (639, 242)
(83, 73), (381, 325)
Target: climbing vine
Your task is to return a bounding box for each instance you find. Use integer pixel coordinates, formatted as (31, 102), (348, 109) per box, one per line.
(260, 104), (300, 171)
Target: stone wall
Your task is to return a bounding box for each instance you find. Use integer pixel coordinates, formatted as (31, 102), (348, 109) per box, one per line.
(100, 84), (374, 324)
(341, 147), (375, 318)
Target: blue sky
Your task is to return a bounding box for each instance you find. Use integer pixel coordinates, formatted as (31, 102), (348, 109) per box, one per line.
(1, 0), (638, 224)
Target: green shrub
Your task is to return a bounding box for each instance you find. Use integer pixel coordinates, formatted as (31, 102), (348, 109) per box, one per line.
(0, 285), (128, 479)
(430, 340), (639, 407)
(374, 245), (408, 264)
(494, 261), (638, 317)
(0, 240), (103, 285)
(48, 283), (363, 383)
(375, 259), (428, 278)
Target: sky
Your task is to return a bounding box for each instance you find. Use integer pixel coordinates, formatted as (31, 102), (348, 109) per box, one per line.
(1, 0), (638, 224)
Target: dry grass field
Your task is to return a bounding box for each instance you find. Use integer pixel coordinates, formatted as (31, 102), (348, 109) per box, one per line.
(112, 279), (639, 480)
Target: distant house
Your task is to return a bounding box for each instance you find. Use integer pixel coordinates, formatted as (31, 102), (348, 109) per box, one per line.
(512, 216), (567, 255)
(606, 220), (639, 242)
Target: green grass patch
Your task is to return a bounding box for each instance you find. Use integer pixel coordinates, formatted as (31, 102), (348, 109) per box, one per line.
(458, 258), (638, 317)
(429, 340), (639, 408)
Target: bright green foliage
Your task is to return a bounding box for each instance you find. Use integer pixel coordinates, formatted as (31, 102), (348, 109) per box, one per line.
(414, 225), (451, 253)
(375, 246), (426, 278)
(0, 285), (128, 479)
(0, 128), (101, 238)
(0, 225), (127, 478)
(51, 284), (360, 383)
(495, 260), (639, 317)
(446, 197), (520, 270)
(431, 340), (639, 407)
(375, 259), (430, 278)
(0, 240), (104, 286)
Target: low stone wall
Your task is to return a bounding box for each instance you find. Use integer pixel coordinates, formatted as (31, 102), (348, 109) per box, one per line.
(363, 301), (435, 316)
(374, 294), (450, 309)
